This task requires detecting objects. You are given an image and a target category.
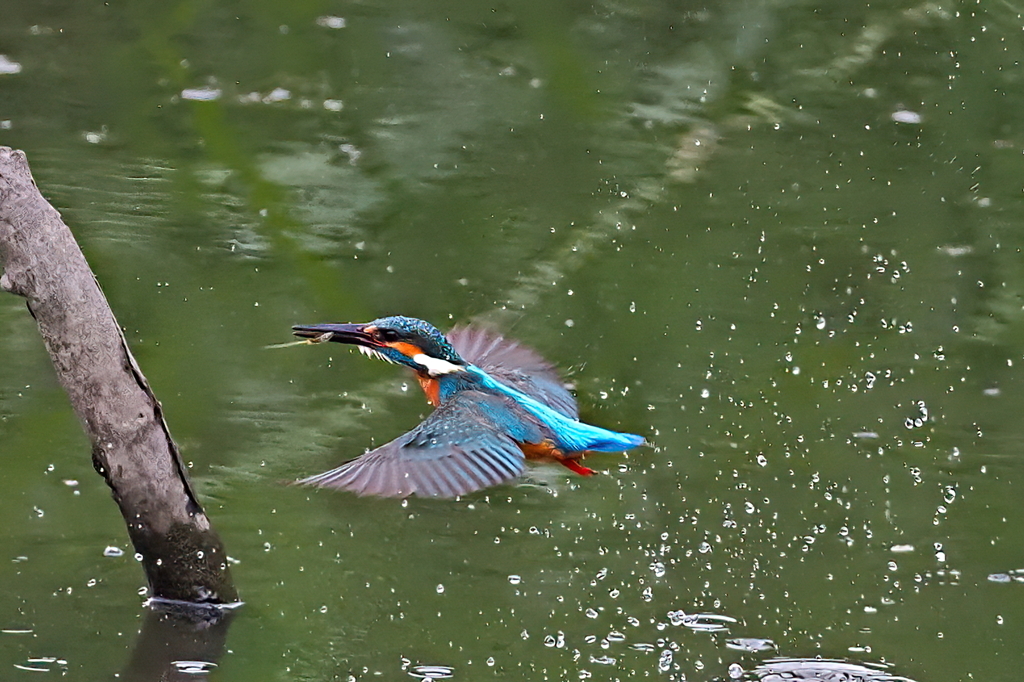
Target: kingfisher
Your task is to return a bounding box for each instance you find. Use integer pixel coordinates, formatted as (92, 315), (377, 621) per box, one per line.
(291, 315), (645, 498)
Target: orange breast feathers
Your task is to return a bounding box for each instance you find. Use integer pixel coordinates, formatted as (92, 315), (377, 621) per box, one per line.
(519, 440), (564, 461)
(416, 374), (441, 407)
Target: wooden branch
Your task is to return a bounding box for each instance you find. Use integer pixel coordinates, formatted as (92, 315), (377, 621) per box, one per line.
(0, 146), (236, 604)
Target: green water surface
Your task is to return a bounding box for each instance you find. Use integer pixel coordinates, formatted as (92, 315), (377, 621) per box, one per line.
(2, 1), (1023, 679)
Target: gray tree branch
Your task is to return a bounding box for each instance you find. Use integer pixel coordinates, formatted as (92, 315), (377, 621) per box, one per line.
(0, 146), (236, 604)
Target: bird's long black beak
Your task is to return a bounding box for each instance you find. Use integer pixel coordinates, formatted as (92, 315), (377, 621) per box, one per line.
(292, 323), (375, 346)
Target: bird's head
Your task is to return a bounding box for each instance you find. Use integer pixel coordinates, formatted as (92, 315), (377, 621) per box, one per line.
(292, 315), (466, 376)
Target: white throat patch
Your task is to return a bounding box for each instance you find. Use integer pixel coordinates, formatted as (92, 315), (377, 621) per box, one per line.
(412, 354), (464, 377)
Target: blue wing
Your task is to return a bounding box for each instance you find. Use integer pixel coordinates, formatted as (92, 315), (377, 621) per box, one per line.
(298, 391), (543, 498)
(446, 325), (579, 419)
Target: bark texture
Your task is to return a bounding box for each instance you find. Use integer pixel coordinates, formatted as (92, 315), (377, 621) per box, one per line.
(0, 146), (236, 604)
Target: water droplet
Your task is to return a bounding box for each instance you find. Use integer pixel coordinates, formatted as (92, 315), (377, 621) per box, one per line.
(657, 649), (673, 672)
(891, 109), (922, 124)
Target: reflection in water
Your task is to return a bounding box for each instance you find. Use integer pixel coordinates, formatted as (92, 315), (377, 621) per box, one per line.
(120, 602), (237, 682)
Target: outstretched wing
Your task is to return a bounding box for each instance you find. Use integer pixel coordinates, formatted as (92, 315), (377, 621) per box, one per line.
(446, 325), (578, 419)
(298, 391), (538, 498)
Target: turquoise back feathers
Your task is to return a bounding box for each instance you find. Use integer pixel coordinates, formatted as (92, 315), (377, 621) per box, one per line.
(466, 366), (646, 453)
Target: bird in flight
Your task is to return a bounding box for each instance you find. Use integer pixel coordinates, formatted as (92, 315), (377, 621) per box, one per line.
(292, 315), (645, 498)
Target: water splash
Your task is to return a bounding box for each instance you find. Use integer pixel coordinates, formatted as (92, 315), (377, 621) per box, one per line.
(744, 658), (916, 682)
(408, 664), (454, 680)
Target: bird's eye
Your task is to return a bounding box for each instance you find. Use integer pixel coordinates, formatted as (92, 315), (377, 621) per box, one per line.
(378, 328), (400, 343)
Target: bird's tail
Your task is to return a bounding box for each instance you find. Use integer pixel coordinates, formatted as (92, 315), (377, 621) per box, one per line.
(581, 431), (647, 452)
(553, 418), (646, 453)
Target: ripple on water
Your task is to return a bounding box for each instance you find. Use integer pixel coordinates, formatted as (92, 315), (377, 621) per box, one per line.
(725, 637), (776, 652)
(172, 660), (218, 674)
(988, 568), (1024, 583)
(745, 658), (916, 682)
(14, 658), (68, 673)
(667, 609), (738, 632)
(408, 664), (454, 680)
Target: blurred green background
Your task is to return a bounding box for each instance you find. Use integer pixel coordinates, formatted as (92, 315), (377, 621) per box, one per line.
(2, 0), (1024, 679)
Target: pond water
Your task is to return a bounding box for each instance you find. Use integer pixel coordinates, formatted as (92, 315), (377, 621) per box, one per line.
(2, 1), (1024, 680)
